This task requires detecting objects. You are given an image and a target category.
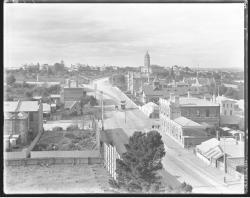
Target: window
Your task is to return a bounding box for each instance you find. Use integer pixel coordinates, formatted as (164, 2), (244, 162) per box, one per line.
(206, 109), (209, 117)
(223, 104), (225, 108)
(224, 110), (227, 116)
(230, 110), (232, 115)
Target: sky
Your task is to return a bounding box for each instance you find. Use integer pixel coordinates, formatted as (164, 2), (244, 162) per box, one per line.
(4, 3), (244, 69)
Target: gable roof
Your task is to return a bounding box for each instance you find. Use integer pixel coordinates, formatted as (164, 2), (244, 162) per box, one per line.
(197, 137), (244, 158)
(64, 101), (78, 109)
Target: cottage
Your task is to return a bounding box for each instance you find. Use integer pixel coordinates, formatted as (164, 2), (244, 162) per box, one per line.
(196, 137), (244, 177)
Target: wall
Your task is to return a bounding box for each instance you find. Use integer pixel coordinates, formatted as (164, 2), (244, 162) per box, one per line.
(180, 106), (220, 126)
(5, 157), (101, 166)
(30, 150), (100, 158)
(4, 118), (29, 144)
(4, 128), (44, 160)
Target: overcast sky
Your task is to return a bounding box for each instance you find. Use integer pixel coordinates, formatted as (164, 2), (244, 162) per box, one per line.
(4, 3), (244, 68)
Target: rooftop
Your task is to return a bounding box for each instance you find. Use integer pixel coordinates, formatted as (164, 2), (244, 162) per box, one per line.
(142, 102), (158, 109)
(19, 101), (40, 112)
(174, 116), (202, 127)
(179, 97), (219, 107)
(197, 137), (244, 158)
(64, 101), (78, 109)
(50, 94), (61, 98)
(4, 101), (40, 112)
(4, 101), (19, 112)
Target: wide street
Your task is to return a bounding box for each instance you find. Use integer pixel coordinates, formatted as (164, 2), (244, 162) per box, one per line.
(85, 77), (244, 194)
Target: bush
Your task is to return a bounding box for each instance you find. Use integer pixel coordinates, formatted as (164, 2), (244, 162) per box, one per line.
(64, 133), (77, 139)
(52, 126), (63, 131)
(66, 124), (79, 131)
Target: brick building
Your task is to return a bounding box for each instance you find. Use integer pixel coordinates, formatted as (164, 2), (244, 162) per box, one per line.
(160, 93), (220, 127)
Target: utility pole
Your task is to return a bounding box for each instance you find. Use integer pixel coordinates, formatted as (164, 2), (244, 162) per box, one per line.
(101, 91), (104, 131)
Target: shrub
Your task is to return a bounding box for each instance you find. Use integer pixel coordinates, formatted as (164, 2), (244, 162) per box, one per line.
(66, 124), (79, 131)
(52, 126), (63, 131)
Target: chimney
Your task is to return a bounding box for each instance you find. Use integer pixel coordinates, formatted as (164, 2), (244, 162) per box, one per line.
(204, 96), (206, 101)
(188, 91), (190, 98)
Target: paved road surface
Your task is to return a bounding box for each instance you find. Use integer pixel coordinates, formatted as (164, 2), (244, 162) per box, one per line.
(85, 77), (244, 194)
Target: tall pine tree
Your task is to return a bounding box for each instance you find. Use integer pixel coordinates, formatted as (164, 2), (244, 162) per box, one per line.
(116, 131), (165, 193)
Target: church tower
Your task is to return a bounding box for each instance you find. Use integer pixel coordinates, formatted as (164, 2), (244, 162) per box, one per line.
(144, 51), (150, 74)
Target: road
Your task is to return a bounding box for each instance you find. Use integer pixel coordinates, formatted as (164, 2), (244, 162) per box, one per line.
(86, 77), (244, 194)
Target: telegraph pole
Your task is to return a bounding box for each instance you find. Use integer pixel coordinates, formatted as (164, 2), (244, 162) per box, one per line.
(101, 91), (104, 131)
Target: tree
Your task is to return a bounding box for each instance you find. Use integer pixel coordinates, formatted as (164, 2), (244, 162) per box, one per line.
(6, 74), (16, 85)
(116, 131), (166, 193)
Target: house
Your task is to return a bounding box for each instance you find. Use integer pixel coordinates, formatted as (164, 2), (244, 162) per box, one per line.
(141, 78), (191, 104)
(140, 102), (159, 118)
(196, 137), (244, 178)
(160, 116), (210, 148)
(215, 95), (244, 130)
(4, 100), (43, 144)
(101, 129), (129, 180)
(159, 93), (220, 127)
(64, 101), (81, 116)
(60, 87), (86, 103)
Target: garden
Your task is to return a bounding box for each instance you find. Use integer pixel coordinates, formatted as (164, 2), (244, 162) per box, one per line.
(33, 125), (97, 151)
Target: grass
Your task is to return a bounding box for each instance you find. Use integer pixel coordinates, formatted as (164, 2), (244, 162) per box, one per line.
(4, 164), (110, 193)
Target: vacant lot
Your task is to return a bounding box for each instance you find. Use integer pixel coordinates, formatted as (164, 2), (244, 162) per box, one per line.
(4, 164), (112, 193)
(33, 130), (97, 151)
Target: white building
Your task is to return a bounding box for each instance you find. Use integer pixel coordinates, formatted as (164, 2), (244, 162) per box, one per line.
(140, 102), (159, 118)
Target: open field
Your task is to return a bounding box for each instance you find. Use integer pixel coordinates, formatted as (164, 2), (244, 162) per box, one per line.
(33, 130), (97, 151)
(4, 164), (112, 193)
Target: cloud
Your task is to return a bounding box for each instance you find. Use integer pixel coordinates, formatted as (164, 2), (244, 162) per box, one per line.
(4, 3), (244, 68)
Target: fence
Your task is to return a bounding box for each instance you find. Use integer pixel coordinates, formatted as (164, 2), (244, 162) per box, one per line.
(4, 129), (44, 160)
(30, 150), (100, 158)
(5, 156), (102, 166)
